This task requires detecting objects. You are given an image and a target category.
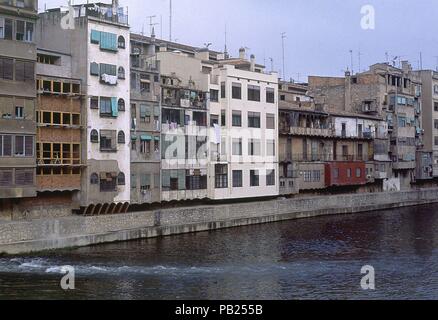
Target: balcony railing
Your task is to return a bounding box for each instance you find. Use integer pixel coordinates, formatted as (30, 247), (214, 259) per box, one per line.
(280, 153), (372, 162)
(280, 126), (333, 137)
(85, 5), (129, 25)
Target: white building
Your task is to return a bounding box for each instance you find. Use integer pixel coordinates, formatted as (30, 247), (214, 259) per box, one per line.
(209, 49), (279, 200)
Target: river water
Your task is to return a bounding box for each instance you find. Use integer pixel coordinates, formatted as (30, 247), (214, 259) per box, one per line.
(0, 204), (437, 300)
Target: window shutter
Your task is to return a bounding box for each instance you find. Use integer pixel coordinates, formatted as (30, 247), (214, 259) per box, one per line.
(111, 97), (118, 117)
(0, 170), (13, 187)
(91, 30), (100, 43)
(90, 62), (99, 76)
(3, 58), (13, 80)
(3, 135), (12, 156)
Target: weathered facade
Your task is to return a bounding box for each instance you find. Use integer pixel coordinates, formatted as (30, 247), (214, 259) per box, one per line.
(0, 0), (38, 218)
(129, 33), (161, 205)
(36, 2), (131, 215)
(309, 63), (425, 191)
(35, 48), (84, 211)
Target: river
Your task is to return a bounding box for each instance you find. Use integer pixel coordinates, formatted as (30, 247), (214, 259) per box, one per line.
(0, 204), (437, 300)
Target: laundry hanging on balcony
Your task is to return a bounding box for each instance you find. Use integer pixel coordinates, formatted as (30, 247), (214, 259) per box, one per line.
(101, 73), (118, 85)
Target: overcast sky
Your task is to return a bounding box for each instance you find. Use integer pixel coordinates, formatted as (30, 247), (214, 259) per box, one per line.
(39, 0), (438, 82)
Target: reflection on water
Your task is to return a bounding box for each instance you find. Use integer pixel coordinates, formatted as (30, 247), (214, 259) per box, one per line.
(0, 204), (437, 300)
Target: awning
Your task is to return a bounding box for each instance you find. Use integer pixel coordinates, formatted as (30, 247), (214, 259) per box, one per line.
(140, 135), (153, 141)
(154, 136), (160, 141)
(131, 135), (138, 140)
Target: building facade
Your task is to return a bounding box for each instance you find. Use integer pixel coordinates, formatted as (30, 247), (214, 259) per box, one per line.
(37, 2), (131, 214)
(0, 0), (38, 218)
(129, 33), (161, 205)
(209, 50), (279, 200)
(35, 48), (84, 213)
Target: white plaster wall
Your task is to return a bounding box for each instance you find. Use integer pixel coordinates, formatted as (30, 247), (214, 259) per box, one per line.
(209, 65), (279, 200)
(86, 22), (131, 202)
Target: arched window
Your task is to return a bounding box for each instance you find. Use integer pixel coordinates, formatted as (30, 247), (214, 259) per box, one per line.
(90, 173), (99, 185)
(118, 98), (125, 111)
(118, 131), (125, 144)
(118, 67), (125, 79)
(118, 36), (125, 49)
(117, 172), (125, 185)
(90, 129), (99, 143)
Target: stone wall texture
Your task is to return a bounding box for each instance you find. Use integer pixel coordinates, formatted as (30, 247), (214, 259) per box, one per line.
(1, 188), (438, 254)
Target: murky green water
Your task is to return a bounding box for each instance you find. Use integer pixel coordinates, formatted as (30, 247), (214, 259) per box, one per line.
(0, 204), (437, 300)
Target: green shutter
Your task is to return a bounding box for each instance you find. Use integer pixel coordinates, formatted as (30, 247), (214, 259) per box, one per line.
(91, 30), (100, 44)
(140, 135), (152, 141)
(90, 62), (99, 76)
(100, 32), (118, 52)
(111, 97), (118, 117)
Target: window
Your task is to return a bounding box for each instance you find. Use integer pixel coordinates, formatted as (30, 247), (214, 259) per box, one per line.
(15, 106), (24, 119)
(232, 82), (242, 99)
(0, 17), (4, 39)
(266, 170), (276, 186)
(0, 135), (12, 156)
(221, 82), (226, 98)
(118, 67), (125, 79)
(100, 173), (117, 192)
(0, 170), (13, 187)
(14, 136), (33, 157)
(100, 63), (117, 76)
(435, 136), (438, 146)
(118, 98), (125, 111)
(248, 85), (261, 102)
(232, 170), (243, 188)
(100, 97), (112, 116)
(313, 171), (321, 182)
(16, 20), (24, 41)
(333, 168), (339, 179)
(304, 171), (312, 182)
(90, 97), (99, 110)
(232, 110), (242, 127)
(117, 172), (126, 185)
(435, 102), (438, 112)
(435, 120), (438, 130)
(347, 168), (352, 178)
(210, 114), (219, 127)
(221, 110), (226, 127)
(280, 95), (286, 101)
(248, 112), (261, 128)
(266, 113), (275, 129)
(4, 18), (12, 40)
(356, 168), (362, 178)
(118, 35), (125, 49)
(250, 170), (259, 187)
(118, 131), (125, 144)
(100, 130), (117, 152)
(90, 129), (99, 143)
(232, 138), (242, 156)
(210, 89), (219, 102)
(90, 173), (99, 185)
(266, 88), (275, 103)
(15, 169), (33, 186)
(0, 58), (13, 80)
(248, 139), (261, 156)
(25, 21), (34, 42)
(24, 61), (34, 81)
(215, 164), (228, 189)
(267, 140), (276, 156)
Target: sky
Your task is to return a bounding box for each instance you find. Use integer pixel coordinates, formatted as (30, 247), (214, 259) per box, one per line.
(39, 0), (438, 82)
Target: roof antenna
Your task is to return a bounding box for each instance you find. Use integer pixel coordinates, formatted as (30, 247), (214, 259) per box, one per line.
(224, 23), (228, 58)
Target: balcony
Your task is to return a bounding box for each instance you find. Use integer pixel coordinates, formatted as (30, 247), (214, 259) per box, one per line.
(392, 161), (416, 170)
(374, 171), (388, 180)
(84, 5), (129, 26)
(281, 126), (332, 137)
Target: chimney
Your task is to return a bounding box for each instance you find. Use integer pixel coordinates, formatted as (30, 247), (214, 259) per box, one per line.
(250, 54), (256, 72)
(344, 70), (352, 112)
(239, 47), (245, 60)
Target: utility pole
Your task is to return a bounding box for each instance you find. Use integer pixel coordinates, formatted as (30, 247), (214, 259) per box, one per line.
(419, 52), (423, 70)
(281, 32), (286, 80)
(269, 58), (274, 73)
(169, 0), (172, 42)
(349, 50), (354, 74)
(146, 15), (157, 36)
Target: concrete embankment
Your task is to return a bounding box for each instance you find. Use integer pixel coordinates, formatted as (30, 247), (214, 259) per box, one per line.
(1, 188), (438, 255)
